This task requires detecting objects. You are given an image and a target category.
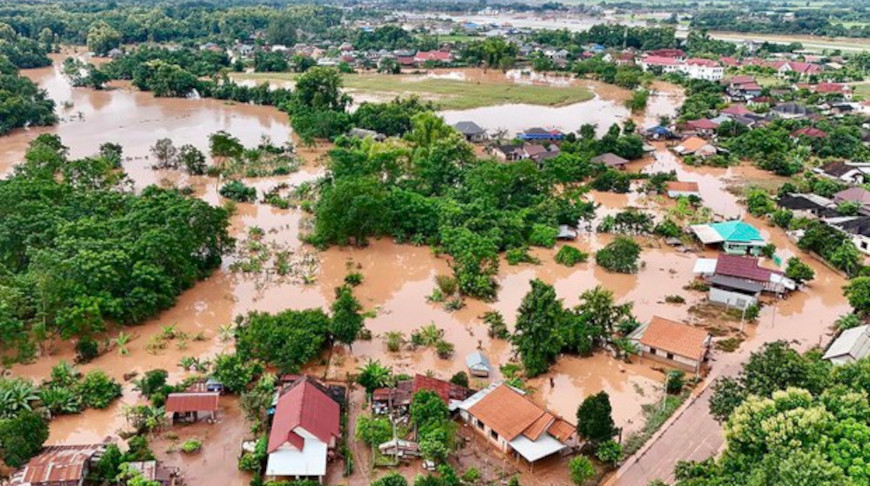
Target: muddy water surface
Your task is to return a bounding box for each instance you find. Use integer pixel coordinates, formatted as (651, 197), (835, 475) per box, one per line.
(3, 58), (852, 486)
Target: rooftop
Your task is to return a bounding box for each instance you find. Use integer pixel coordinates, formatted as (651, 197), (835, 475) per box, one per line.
(164, 392), (219, 414)
(635, 316), (710, 361)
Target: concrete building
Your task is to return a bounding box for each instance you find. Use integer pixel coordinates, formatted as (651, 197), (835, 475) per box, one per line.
(629, 316), (712, 375)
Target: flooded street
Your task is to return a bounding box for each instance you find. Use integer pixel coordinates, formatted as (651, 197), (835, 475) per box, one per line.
(2, 57), (851, 486)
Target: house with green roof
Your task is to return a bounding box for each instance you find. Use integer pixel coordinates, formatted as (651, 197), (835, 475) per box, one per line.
(689, 221), (765, 255)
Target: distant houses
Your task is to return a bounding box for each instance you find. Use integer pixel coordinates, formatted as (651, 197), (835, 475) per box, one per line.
(591, 152), (630, 170)
(452, 121), (487, 142)
(665, 181), (700, 199)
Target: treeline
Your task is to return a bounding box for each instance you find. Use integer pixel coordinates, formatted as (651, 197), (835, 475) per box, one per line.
(0, 54), (55, 134)
(0, 3), (344, 47)
(527, 25), (677, 53)
(691, 9), (870, 38)
(0, 135), (232, 363)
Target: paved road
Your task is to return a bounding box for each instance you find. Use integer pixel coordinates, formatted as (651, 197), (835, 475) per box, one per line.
(606, 378), (727, 485)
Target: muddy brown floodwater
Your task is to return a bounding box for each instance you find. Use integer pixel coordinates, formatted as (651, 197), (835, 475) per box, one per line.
(4, 56), (851, 486)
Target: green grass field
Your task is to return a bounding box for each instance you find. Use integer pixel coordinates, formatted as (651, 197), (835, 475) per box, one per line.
(235, 72), (595, 110)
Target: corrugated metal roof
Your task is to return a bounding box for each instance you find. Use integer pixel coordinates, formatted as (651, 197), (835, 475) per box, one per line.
(824, 325), (870, 362)
(709, 274), (765, 293)
(165, 392), (219, 413)
(268, 378), (340, 454)
(14, 444), (104, 485)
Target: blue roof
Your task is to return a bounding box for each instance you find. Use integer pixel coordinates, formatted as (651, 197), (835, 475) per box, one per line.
(710, 221), (763, 243)
(646, 125), (672, 135)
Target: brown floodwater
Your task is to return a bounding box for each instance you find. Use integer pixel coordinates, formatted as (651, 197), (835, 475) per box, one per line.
(3, 57), (851, 486)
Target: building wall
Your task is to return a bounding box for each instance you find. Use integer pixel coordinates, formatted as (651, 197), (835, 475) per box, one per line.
(462, 412), (510, 453)
(640, 345), (701, 373)
(709, 287), (758, 309)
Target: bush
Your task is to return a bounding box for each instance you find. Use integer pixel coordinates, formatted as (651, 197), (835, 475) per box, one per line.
(78, 370), (123, 409)
(785, 257), (814, 284)
(344, 272), (363, 286)
(435, 339), (454, 359)
(484, 311), (510, 339)
(450, 371), (469, 388)
(595, 237), (641, 274)
(653, 218), (682, 238)
(506, 246), (540, 265)
(529, 224), (558, 248)
(569, 456), (595, 485)
(555, 245), (588, 267)
(75, 336), (100, 363)
(666, 370), (685, 394)
(596, 440), (623, 464)
(0, 410), (49, 468)
(180, 439), (202, 453)
(219, 180), (257, 202)
(355, 414), (392, 446)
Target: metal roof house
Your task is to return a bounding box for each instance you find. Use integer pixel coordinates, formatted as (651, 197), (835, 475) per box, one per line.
(823, 325), (870, 365)
(628, 316), (712, 375)
(165, 392), (220, 424)
(690, 221), (765, 255)
(456, 383), (578, 465)
(9, 444), (107, 486)
(517, 128), (564, 142)
(452, 121), (487, 142)
(591, 152), (630, 169)
(266, 377), (341, 483)
(466, 351), (492, 377)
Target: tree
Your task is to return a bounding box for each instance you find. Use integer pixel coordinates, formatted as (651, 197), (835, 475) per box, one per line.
(576, 392), (617, 444)
(708, 376), (746, 423)
(569, 456), (595, 485)
(449, 372), (469, 388)
(0, 410), (49, 468)
(595, 237), (641, 273)
(785, 257), (815, 284)
(845, 277), (870, 315)
(178, 144), (207, 175)
(150, 138), (178, 169)
(356, 359), (392, 394)
(87, 21), (121, 56)
(356, 414), (392, 446)
(234, 309), (331, 373)
(211, 353), (264, 393)
(512, 279), (566, 376)
(330, 285), (364, 348)
(373, 472), (409, 486)
(291, 66), (349, 112)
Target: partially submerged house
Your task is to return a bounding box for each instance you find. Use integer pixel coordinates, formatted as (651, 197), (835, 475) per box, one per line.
(814, 160), (870, 185)
(517, 128), (564, 142)
(591, 152), (630, 169)
(9, 444), (107, 486)
(372, 374), (473, 414)
(827, 216), (870, 254)
(452, 121), (487, 142)
(628, 316), (712, 375)
(673, 136), (717, 158)
(694, 254), (797, 308)
(665, 181), (700, 198)
(165, 392), (220, 425)
(465, 351), (492, 377)
(690, 221), (765, 255)
(777, 193), (837, 219)
(266, 377), (341, 483)
(823, 325), (870, 365)
(457, 383), (578, 465)
(125, 461), (179, 486)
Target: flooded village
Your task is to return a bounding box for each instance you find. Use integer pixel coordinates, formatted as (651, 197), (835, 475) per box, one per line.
(1, 2), (870, 486)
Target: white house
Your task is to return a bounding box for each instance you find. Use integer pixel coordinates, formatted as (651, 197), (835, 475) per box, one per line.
(266, 378), (340, 484)
(682, 58), (724, 81)
(823, 325), (870, 365)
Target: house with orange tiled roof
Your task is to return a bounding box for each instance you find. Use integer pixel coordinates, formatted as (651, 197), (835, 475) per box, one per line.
(628, 316), (712, 375)
(456, 383), (579, 464)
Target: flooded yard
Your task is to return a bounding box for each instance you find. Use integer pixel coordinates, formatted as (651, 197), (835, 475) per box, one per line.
(2, 56), (851, 486)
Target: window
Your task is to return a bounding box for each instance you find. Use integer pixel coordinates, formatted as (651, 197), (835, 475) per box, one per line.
(476, 419), (484, 430)
(649, 347), (657, 355)
(666, 352), (674, 360)
(490, 430), (499, 441)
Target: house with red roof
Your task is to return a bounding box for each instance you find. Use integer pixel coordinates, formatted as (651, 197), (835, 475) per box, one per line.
(413, 50), (452, 65)
(266, 377), (341, 483)
(791, 126), (828, 140)
(720, 57), (740, 67)
(683, 118), (719, 137)
(683, 58), (724, 81)
(720, 105), (754, 117)
(639, 55), (682, 74)
(647, 48), (686, 60)
(815, 82), (851, 99)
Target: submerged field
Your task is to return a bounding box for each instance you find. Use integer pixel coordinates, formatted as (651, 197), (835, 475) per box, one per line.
(235, 70), (595, 110)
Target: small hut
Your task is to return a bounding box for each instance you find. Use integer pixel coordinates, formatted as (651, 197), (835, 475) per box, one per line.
(465, 351), (492, 377)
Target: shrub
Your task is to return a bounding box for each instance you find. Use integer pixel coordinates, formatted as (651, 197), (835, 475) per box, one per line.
(666, 370), (685, 394)
(529, 224), (558, 248)
(355, 415), (392, 446)
(665, 295), (685, 304)
(595, 237), (641, 274)
(78, 371), (122, 409)
(785, 257), (814, 284)
(344, 272), (363, 286)
(596, 440), (623, 464)
(653, 218), (681, 238)
(180, 439), (202, 453)
(385, 331), (404, 352)
(484, 311), (510, 339)
(450, 372), (469, 388)
(506, 246), (540, 265)
(434, 274), (458, 297)
(555, 245), (588, 267)
(219, 180), (257, 202)
(435, 339), (454, 359)
(569, 456), (595, 485)
(75, 337), (100, 363)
